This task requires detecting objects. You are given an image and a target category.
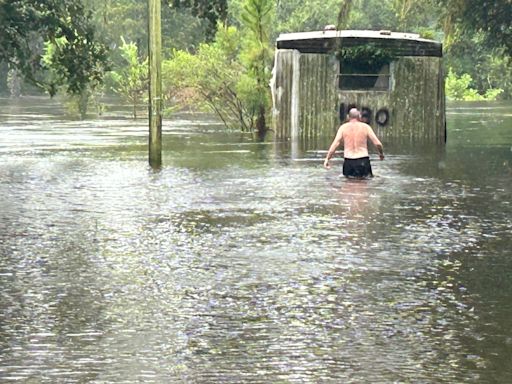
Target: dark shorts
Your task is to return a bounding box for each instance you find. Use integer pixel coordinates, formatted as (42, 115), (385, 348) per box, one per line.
(343, 156), (373, 178)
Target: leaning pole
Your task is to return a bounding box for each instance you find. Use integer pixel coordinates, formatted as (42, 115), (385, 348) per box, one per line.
(148, 0), (162, 168)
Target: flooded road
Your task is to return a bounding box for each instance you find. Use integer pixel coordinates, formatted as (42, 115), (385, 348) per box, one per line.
(0, 97), (511, 383)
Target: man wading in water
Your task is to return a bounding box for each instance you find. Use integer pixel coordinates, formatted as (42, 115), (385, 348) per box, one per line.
(323, 108), (384, 178)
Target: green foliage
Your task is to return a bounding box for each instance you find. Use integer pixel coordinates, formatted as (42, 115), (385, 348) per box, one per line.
(445, 70), (474, 100)
(482, 53), (512, 100)
(109, 38), (148, 119)
(445, 68), (503, 101)
(343, 0), (511, 99)
(390, 0), (438, 30)
(274, 0), (340, 33)
(163, 0), (274, 135)
(348, 0), (397, 31)
(64, 86), (105, 119)
(273, 0), (437, 35)
(432, 0), (511, 56)
(162, 0), (511, 133)
(168, 0), (228, 41)
(444, 32), (512, 100)
(40, 35), (105, 118)
(417, 28), (437, 40)
(164, 9), (276, 133)
(0, 0), (109, 96)
(431, 0), (511, 100)
(41, 37), (70, 95)
(350, 0), (439, 34)
(239, 0), (274, 137)
(240, 0), (273, 39)
(163, 26), (255, 130)
(3, 0), (510, 110)
(270, 0), (353, 33)
(83, 0), (148, 55)
(82, 0), (211, 62)
(338, 44), (396, 72)
(483, 88), (504, 101)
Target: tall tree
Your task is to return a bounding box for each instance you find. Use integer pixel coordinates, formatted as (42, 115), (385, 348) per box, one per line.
(83, 0), (209, 57)
(274, 0), (344, 33)
(392, 0), (416, 30)
(240, 0), (274, 139)
(336, 0), (354, 30)
(0, 0), (109, 95)
(163, 26), (254, 131)
(168, 0), (228, 40)
(433, 0), (512, 55)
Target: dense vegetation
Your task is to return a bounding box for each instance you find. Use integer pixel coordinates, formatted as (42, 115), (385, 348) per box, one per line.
(1, 0), (510, 126)
(0, 0), (109, 95)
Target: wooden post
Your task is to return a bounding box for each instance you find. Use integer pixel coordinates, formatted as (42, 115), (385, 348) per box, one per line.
(148, 0), (162, 168)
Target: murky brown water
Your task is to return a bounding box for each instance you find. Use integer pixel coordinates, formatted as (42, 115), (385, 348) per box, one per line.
(0, 97), (511, 383)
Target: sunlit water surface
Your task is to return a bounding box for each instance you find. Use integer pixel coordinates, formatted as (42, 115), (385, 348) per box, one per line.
(0, 98), (511, 383)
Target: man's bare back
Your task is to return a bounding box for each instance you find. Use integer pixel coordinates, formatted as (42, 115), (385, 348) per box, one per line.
(339, 120), (382, 159)
(323, 108), (384, 178)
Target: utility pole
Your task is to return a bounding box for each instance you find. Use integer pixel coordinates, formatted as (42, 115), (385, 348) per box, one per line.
(148, 0), (162, 168)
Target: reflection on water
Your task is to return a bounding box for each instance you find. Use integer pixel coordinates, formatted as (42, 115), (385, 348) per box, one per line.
(0, 97), (511, 382)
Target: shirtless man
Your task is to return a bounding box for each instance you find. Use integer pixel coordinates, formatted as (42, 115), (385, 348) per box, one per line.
(323, 108), (384, 178)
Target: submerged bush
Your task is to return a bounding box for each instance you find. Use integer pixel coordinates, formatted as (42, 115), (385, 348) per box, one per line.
(446, 68), (503, 101)
(163, 23), (271, 133)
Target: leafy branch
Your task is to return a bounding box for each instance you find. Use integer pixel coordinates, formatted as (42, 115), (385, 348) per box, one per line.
(337, 44), (396, 72)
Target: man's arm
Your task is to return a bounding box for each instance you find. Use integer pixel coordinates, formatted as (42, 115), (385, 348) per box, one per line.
(367, 125), (384, 160)
(323, 125), (344, 169)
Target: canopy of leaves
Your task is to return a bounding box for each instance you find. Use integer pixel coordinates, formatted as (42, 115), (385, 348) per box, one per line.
(239, 0), (274, 136)
(168, 0), (228, 40)
(338, 44), (396, 72)
(1, 0), (510, 102)
(275, 0), (343, 33)
(433, 0), (512, 56)
(163, 26), (252, 129)
(109, 38), (148, 119)
(83, 0), (209, 57)
(0, 0), (109, 95)
(446, 68), (503, 101)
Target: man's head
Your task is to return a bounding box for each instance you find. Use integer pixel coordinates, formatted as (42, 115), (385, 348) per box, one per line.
(348, 108), (360, 120)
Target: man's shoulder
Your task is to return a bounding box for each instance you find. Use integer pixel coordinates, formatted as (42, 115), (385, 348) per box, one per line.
(340, 121), (358, 129)
(363, 123), (377, 134)
(362, 122), (373, 131)
(341, 121), (371, 130)
(337, 122), (349, 133)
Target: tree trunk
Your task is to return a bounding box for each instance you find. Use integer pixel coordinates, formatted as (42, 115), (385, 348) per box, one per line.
(79, 90), (88, 119)
(256, 104), (266, 141)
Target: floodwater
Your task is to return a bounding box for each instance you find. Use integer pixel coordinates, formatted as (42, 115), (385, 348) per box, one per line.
(0, 97), (511, 383)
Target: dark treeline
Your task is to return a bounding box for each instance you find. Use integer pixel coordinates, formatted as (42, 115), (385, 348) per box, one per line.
(0, 0), (510, 128)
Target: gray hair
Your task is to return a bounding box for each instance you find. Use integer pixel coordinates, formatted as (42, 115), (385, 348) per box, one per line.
(348, 108), (360, 119)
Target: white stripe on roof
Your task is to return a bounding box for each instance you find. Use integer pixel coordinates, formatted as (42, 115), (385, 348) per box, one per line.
(277, 30), (437, 43)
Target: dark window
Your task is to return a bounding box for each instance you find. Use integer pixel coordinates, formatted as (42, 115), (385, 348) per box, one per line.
(339, 62), (390, 91)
